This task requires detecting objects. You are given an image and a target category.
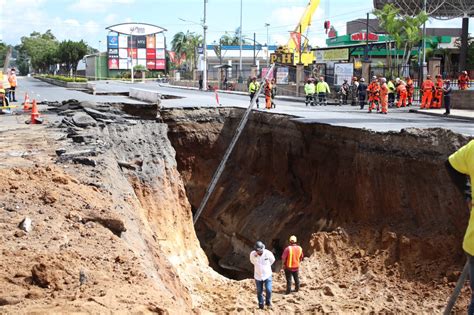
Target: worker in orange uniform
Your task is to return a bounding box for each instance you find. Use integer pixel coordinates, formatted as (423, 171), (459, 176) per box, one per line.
(264, 79), (272, 110)
(432, 74), (444, 109)
(379, 77), (388, 114)
(405, 76), (414, 106)
(281, 235), (303, 294)
(396, 78), (407, 108)
(458, 71), (470, 90)
(7, 68), (18, 102)
(368, 76), (380, 113)
(420, 75), (435, 109)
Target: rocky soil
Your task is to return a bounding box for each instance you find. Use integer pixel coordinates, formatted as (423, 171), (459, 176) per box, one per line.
(0, 103), (472, 314)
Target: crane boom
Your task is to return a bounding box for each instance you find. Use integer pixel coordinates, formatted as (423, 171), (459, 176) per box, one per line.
(287, 0), (321, 52)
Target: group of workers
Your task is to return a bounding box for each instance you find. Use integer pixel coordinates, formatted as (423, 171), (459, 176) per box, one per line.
(303, 76), (331, 106)
(0, 68), (18, 108)
(250, 235), (303, 310)
(248, 76), (277, 109)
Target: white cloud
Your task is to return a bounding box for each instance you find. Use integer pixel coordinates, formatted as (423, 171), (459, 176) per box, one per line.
(69, 0), (135, 12)
(105, 13), (118, 24)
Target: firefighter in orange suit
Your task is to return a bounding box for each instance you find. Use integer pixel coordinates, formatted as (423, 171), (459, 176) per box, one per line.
(421, 75), (435, 109)
(432, 74), (444, 109)
(458, 71), (470, 90)
(405, 76), (414, 106)
(264, 79), (272, 110)
(368, 76), (380, 113)
(379, 77), (388, 114)
(396, 78), (407, 108)
(281, 235), (303, 294)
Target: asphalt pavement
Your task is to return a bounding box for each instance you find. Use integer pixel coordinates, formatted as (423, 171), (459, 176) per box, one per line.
(8, 77), (474, 136)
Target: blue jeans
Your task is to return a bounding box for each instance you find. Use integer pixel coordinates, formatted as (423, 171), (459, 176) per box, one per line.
(255, 276), (272, 308)
(469, 255), (474, 315)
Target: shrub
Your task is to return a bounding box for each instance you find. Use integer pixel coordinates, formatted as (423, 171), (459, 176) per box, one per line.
(42, 74), (87, 82)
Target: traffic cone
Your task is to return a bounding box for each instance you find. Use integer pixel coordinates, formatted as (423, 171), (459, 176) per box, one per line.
(30, 99), (40, 124)
(23, 92), (31, 111)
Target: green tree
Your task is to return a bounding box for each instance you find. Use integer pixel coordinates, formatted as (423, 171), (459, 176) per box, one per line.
(219, 28), (247, 46)
(18, 30), (59, 73)
(374, 4), (428, 71)
(57, 40), (88, 76)
(171, 31), (202, 70)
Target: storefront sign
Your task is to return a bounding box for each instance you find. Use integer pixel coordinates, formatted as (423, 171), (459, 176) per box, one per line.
(276, 67), (289, 84)
(270, 53), (294, 65)
(106, 23), (166, 36)
(314, 48), (349, 61)
(350, 32), (379, 42)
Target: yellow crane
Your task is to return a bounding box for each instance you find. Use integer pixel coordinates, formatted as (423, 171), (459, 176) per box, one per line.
(272, 0), (321, 65)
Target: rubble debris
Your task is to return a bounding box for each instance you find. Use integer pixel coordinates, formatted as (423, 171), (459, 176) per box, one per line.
(71, 113), (97, 128)
(72, 157), (97, 167)
(19, 217), (33, 233)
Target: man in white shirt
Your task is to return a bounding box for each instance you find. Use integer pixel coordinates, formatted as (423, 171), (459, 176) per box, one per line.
(250, 241), (275, 309)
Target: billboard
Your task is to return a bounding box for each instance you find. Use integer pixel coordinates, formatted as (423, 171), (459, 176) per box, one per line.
(108, 30), (166, 70)
(106, 22), (167, 36)
(276, 67), (289, 84)
(334, 63), (354, 85)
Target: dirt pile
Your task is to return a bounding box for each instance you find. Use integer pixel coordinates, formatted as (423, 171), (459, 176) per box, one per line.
(0, 103), (224, 313)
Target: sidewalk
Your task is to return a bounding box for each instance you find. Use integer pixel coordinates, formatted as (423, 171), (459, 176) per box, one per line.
(409, 108), (474, 121)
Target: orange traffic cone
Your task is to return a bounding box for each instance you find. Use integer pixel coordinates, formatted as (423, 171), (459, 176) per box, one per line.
(23, 92), (31, 111)
(31, 99), (40, 124)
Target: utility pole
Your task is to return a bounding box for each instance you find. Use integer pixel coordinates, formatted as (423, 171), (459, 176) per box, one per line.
(98, 40), (102, 81)
(239, 0), (243, 81)
(203, 0), (208, 91)
(253, 32), (256, 66)
(130, 32), (134, 83)
(299, 24), (302, 64)
(265, 23), (270, 67)
(364, 12), (369, 62)
(420, 0), (427, 86)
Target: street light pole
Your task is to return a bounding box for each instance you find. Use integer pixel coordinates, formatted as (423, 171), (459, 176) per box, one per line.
(203, 0), (208, 91)
(265, 23), (270, 67)
(239, 0), (243, 81)
(130, 31), (134, 83)
(98, 40), (102, 81)
(364, 12), (369, 62)
(253, 32), (256, 66)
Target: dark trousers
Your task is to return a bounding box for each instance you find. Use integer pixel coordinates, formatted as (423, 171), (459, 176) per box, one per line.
(250, 92), (259, 107)
(284, 269), (300, 294)
(388, 93), (395, 107)
(305, 94), (314, 106)
(359, 94), (366, 109)
(469, 255), (474, 315)
(444, 96), (451, 114)
(318, 92), (327, 105)
(9, 87), (16, 102)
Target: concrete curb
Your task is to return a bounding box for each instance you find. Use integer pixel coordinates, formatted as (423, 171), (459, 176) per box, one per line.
(160, 84), (340, 104)
(409, 109), (474, 121)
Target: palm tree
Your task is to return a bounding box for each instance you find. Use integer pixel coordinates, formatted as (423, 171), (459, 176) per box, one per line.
(171, 31), (202, 71)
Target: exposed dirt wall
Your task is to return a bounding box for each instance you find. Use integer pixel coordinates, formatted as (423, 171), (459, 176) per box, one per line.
(163, 108), (471, 283)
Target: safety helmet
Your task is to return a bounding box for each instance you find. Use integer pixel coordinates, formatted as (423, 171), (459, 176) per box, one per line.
(463, 71), (467, 74)
(381, 77), (387, 83)
(255, 241), (265, 251)
(427, 75), (431, 78)
(289, 235), (297, 243)
(372, 75), (377, 80)
(0, 89), (5, 94)
(360, 78), (365, 82)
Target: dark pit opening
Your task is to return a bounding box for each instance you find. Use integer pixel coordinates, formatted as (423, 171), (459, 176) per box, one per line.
(163, 107), (468, 282)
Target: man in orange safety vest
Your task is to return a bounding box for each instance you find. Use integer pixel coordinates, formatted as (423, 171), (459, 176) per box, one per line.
(281, 235), (304, 294)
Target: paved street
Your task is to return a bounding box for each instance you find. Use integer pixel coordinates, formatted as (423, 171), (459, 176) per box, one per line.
(9, 77), (474, 136)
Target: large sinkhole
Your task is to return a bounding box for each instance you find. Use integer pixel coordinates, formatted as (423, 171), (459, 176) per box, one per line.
(162, 107), (469, 281)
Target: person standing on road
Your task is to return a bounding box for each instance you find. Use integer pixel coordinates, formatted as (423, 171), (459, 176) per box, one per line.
(367, 76), (380, 113)
(249, 77), (260, 108)
(271, 78), (277, 108)
(304, 79), (315, 106)
(250, 241), (275, 310)
(8, 69), (17, 102)
(432, 74), (444, 109)
(340, 79), (350, 105)
(198, 75), (203, 90)
(446, 140), (473, 314)
(443, 79), (452, 115)
(281, 235), (303, 294)
(316, 76), (330, 106)
(406, 76), (414, 106)
(387, 78), (396, 108)
(264, 79), (272, 110)
(458, 71), (470, 90)
(421, 75), (435, 109)
(396, 78), (407, 108)
(357, 78), (368, 110)
(379, 77), (388, 114)
(350, 76), (359, 106)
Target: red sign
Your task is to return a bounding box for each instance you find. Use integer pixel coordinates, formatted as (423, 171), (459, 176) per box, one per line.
(328, 26), (337, 39)
(146, 48), (156, 59)
(146, 60), (156, 70)
(156, 59), (166, 70)
(108, 58), (119, 70)
(290, 32), (301, 52)
(350, 32), (379, 42)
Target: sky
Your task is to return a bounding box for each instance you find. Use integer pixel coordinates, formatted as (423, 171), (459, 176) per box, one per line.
(0, 0), (472, 50)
